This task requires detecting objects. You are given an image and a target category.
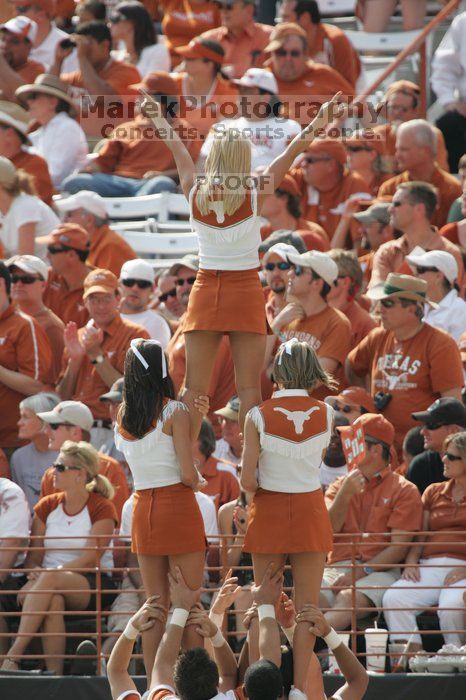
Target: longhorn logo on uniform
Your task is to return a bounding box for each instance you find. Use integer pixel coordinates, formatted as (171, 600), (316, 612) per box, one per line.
(273, 406), (320, 434)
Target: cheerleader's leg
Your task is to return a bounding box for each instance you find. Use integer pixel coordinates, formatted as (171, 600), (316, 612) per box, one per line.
(184, 330), (224, 439)
(229, 332), (266, 429)
(169, 551), (206, 649)
(137, 554), (169, 680)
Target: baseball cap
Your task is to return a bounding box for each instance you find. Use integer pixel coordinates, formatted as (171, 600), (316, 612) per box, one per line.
(176, 38), (225, 63)
(405, 249), (459, 284)
(367, 272), (437, 308)
(263, 242), (299, 263)
(38, 400), (93, 432)
(353, 201), (391, 226)
(337, 413), (395, 448)
(264, 22), (307, 53)
(276, 173), (301, 198)
(120, 259), (155, 284)
(6, 254), (49, 280)
(326, 387), (376, 414)
(214, 396), (240, 422)
(55, 191), (107, 219)
(83, 268), (119, 299)
(43, 223), (90, 252)
(412, 398), (466, 428)
(169, 254), (199, 277)
(259, 231), (306, 255)
(234, 68), (278, 95)
(131, 70), (180, 96)
(0, 156), (17, 188)
(305, 138), (347, 166)
(287, 250), (338, 286)
(99, 378), (124, 403)
(0, 16), (37, 41)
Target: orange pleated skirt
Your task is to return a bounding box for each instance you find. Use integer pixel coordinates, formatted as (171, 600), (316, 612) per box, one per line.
(184, 268), (267, 334)
(132, 483), (206, 555)
(243, 488), (333, 554)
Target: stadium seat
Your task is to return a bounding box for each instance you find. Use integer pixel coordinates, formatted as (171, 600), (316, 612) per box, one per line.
(121, 231), (199, 260)
(95, 192), (190, 223)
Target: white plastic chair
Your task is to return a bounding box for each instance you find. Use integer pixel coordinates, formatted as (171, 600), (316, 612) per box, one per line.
(317, 0), (356, 16)
(121, 231), (198, 260)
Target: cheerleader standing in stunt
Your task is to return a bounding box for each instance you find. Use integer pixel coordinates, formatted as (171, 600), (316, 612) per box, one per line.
(241, 339), (336, 696)
(115, 339), (206, 675)
(140, 90), (343, 435)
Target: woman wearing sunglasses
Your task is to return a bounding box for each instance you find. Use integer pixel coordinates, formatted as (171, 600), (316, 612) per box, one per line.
(383, 431), (466, 663)
(0, 440), (117, 674)
(140, 90), (343, 436)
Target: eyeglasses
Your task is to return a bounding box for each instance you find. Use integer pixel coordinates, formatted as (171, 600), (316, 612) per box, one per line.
(175, 276), (196, 287)
(444, 452), (462, 462)
(333, 402), (358, 414)
(346, 146), (372, 153)
(121, 278), (152, 290)
(49, 423), (71, 431)
(274, 48), (303, 58)
(159, 288), (177, 303)
(47, 244), (71, 255)
(391, 201), (404, 208)
(380, 297), (416, 309)
(415, 266), (439, 275)
(293, 265), (312, 277)
(215, 1), (240, 10)
(11, 274), (41, 285)
(303, 156), (332, 165)
(15, 4), (32, 12)
(53, 462), (82, 472)
(264, 261), (291, 272)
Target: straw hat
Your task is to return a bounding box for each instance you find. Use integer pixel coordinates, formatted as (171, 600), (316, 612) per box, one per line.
(15, 74), (78, 117)
(367, 272), (438, 308)
(0, 100), (31, 143)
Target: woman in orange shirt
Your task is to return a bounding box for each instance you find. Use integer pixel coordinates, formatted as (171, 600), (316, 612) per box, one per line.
(161, 0), (221, 66)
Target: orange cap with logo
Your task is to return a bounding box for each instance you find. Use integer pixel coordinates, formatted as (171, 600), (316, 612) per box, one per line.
(332, 387), (376, 414)
(44, 223), (89, 251)
(337, 412), (395, 447)
(83, 268), (119, 299)
(305, 138), (347, 166)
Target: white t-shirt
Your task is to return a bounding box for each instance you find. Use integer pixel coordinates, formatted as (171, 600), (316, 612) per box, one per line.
(200, 115), (301, 169)
(423, 289), (466, 342)
(30, 23), (78, 72)
(112, 41), (170, 78)
(144, 685), (238, 700)
(0, 193), (59, 259)
(214, 438), (240, 474)
(0, 478), (31, 568)
(29, 112), (88, 186)
(319, 461), (348, 489)
(120, 309), (171, 348)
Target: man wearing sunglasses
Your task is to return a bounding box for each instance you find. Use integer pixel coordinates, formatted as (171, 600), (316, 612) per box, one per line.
(408, 398), (466, 495)
(119, 259), (171, 347)
(261, 242), (299, 326)
(0, 15), (44, 101)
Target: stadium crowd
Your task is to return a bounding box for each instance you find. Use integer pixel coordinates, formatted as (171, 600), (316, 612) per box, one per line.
(1, 0), (466, 698)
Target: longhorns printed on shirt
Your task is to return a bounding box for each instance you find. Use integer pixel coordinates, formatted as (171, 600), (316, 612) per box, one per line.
(273, 406), (320, 434)
(381, 368), (410, 391)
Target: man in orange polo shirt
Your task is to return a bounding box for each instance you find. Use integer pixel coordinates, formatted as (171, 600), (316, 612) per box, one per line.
(0, 262), (52, 453)
(0, 16), (44, 101)
(56, 268), (149, 447)
(55, 191), (136, 276)
(200, 0), (272, 79)
(43, 223), (92, 326)
(194, 419), (239, 511)
(322, 413), (423, 631)
(378, 120), (462, 229)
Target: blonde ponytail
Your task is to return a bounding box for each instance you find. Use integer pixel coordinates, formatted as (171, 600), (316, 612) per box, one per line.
(86, 473), (115, 501)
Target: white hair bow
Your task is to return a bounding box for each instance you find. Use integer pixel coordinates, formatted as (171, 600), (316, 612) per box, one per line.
(278, 337), (299, 364)
(130, 338), (167, 378)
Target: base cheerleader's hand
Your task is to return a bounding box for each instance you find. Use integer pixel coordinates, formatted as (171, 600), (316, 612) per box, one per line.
(187, 607), (218, 639)
(129, 595), (167, 632)
(301, 92), (345, 143)
(243, 604), (258, 630)
(194, 395), (210, 415)
(211, 569), (242, 615)
(295, 604), (331, 638)
(276, 592), (296, 630)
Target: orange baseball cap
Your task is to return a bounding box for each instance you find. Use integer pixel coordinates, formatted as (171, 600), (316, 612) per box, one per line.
(338, 413), (395, 447)
(305, 138), (347, 166)
(329, 387), (376, 413)
(131, 71), (180, 96)
(344, 130), (386, 157)
(276, 174), (301, 198)
(264, 22), (308, 53)
(83, 268), (119, 299)
(44, 223), (89, 251)
(176, 38), (225, 64)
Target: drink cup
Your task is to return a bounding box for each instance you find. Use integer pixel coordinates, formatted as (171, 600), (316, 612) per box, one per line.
(365, 627), (388, 673)
(328, 633), (350, 674)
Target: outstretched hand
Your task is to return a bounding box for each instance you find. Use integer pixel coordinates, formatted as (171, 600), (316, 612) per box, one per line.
(302, 92), (345, 141)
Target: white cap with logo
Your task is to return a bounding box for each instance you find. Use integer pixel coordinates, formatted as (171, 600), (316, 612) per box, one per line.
(6, 254), (49, 280)
(0, 16), (38, 42)
(37, 401), (94, 432)
(120, 259), (155, 284)
(263, 243), (299, 263)
(55, 190), (107, 219)
(406, 249), (459, 284)
(233, 68), (278, 95)
(287, 250), (338, 286)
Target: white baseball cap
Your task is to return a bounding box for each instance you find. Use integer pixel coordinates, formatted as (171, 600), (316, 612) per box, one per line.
(56, 191), (107, 219)
(37, 401), (94, 432)
(6, 254), (49, 280)
(0, 16), (38, 42)
(263, 243), (299, 262)
(287, 250), (338, 286)
(234, 68), (278, 95)
(120, 258), (155, 284)
(406, 249), (459, 284)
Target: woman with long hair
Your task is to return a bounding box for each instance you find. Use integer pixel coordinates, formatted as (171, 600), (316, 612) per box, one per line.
(140, 91), (343, 437)
(114, 338), (207, 674)
(241, 339), (336, 694)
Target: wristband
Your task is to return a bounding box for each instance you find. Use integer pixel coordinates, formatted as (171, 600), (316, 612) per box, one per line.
(211, 629), (225, 648)
(171, 608), (189, 628)
(282, 623), (296, 646)
(123, 621), (139, 640)
(258, 604), (276, 621)
(323, 628), (342, 651)
(209, 612), (224, 629)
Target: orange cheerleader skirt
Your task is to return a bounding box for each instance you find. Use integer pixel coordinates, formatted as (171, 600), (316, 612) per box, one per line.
(131, 483), (206, 555)
(184, 268), (267, 335)
(243, 488), (333, 554)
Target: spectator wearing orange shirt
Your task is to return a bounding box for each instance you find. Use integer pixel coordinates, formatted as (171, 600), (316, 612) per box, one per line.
(344, 131), (391, 197)
(0, 16), (44, 101)
(352, 201), (393, 290)
(194, 418), (240, 511)
(378, 120), (462, 230)
(200, 0), (272, 79)
(161, 0), (221, 66)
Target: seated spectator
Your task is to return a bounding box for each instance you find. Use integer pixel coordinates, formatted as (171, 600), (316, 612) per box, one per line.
(10, 392), (60, 510)
(356, 0), (426, 32)
(259, 174), (329, 251)
(155, 269), (184, 324)
(276, 0), (361, 88)
(396, 425), (425, 476)
(0, 101), (53, 205)
(56, 269), (149, 447)
(38, 399), (130, 519)
(441, 187), (466, 247)
(319, 411), (349, 491)
(109, 1), (170, 77)
(0, 440), (117, 673)
(213, 396), (242, 472)
(378, 120), (462, 229)
(370, 182), (463, 289)
(7, 254), (64, 383)
(324, 386), (376, 425)
(98, 378), (130, 486)
(15, 73), (88, 187)
(327, 249), (377, 349)
(119, 259), (171, 346)
(42, 223), (92, 326)
(265, 250), (351, 400)
(61, 72), (184, 197)
(384, 431), (466, 656)
(199, 68), (301, 170)
(353, 201), (393, 289)
(55, 190), (136, 275)
(0, 16), (44, 101)
(261, 242), (298, 327)
(344, 132), (391, 196)
(431, 10), (466, 174)
(408, 398), (466, 494)
(374, 81), (449, 173)
(0, 262), (52, 454)
(200, 0), (272, 79)
(194, 419), (240, 511)
(323, 413), (423, 631)
(406, 250), (466, 341)
(289, 138), (371, 239)
(347, 273), (465, 454)
(0, 157), (58, 258)
(264, 23), (352, 127)
(161, 0), (221, 66)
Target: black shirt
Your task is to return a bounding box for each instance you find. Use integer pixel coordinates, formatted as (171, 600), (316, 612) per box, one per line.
(406, 450), (446, 495)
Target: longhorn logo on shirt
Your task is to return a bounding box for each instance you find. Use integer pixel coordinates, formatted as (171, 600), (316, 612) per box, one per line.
(273, 406), (320, 434)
